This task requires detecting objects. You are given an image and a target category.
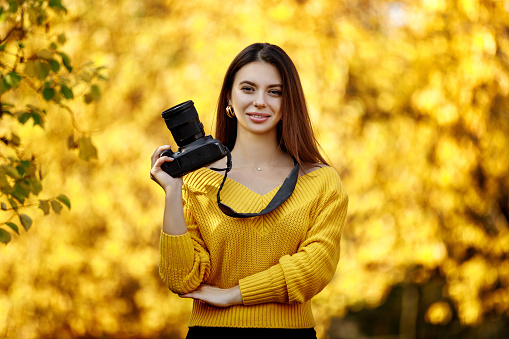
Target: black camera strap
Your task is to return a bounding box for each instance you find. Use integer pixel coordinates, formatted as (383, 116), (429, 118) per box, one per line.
(210, 148), (299, 218)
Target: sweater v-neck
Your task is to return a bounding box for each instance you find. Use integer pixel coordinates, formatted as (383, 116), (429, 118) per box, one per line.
(196, 166), (330, 197)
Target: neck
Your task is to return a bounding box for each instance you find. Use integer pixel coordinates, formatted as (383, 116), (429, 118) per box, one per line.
(231, 129), (289, 168)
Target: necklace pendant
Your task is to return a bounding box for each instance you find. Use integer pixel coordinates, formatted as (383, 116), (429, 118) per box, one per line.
(257, 167), (262, 171)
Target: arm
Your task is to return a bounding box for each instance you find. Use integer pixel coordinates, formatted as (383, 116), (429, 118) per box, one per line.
(239, 186), (349, 305)
(179, 284), (243, 307)
(151, 146), (211, 294)
(150, 145), (186, 235)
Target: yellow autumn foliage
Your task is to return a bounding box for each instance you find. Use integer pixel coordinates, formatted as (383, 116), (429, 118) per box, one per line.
(1, 0), (509, 338)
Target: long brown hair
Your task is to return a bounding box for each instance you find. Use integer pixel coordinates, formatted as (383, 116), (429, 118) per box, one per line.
(215, 43), (328, 167)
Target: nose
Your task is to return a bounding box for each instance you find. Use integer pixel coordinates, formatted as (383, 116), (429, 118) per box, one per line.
(253, 93), (266, 108)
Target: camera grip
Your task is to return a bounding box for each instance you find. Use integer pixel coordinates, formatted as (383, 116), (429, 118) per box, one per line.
(160, 149), (175, 158)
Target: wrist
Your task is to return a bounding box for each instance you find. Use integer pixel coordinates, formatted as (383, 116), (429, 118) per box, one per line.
(164, 180), (183, 196)
(229, 285), (243, 306)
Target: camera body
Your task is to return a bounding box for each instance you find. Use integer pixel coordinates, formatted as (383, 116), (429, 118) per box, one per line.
(160, 100), (228, 177)
(160, 136), (227, 177)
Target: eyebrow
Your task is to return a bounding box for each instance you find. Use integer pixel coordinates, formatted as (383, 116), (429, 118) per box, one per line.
(239, 80), (282, 88)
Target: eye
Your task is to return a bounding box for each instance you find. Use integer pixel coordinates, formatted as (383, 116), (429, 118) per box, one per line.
(241, 86), (254, 92)
(269, 89), (282, 96)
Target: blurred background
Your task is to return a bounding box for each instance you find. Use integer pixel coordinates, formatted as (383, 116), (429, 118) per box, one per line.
(1, 0), (509, 338)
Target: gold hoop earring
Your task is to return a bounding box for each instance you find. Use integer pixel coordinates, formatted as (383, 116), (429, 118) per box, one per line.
(226, 105), (235, 118)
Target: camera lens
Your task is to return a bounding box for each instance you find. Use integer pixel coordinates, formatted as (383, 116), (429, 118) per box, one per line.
(161, 100), (205, 147)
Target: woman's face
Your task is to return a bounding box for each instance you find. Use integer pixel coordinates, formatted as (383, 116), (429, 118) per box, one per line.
(229, 61), (283, 136)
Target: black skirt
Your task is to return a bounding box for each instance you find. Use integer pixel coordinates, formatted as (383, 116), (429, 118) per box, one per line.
(186, 326), (317, 339)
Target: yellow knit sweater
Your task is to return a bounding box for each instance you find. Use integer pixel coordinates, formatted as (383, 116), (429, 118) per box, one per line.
(159, 166), (348, 329)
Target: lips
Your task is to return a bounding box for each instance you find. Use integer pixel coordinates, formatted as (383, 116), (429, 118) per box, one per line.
(246, 112), (270, 123)
(246, 112), (270, 118)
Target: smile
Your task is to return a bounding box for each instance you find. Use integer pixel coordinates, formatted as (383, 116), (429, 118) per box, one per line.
(247, 112), (270, 118)
(246, 113), (270, 123)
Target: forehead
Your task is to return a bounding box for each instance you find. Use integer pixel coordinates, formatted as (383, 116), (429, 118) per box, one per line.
(234, 61), (282, 85)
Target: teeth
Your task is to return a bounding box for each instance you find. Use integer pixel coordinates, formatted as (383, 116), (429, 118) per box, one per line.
(251, 115), (265, 118)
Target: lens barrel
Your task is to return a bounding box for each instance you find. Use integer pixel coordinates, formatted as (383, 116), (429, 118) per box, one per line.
(161, 100), (205, 147)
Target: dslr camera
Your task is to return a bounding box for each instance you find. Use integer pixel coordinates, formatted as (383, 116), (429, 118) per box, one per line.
(160, 100), (228, 177)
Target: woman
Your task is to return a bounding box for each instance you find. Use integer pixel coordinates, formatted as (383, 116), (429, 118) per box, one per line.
(150, 43), (348, 338)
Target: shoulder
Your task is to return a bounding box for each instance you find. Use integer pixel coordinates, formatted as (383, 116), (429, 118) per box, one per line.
(299, 162), (328, 176)
(298, 164), (347, 197)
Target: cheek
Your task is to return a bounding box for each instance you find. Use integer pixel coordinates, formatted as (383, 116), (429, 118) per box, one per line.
(270, 99), (282, 114)
(232, 91), (249, 107)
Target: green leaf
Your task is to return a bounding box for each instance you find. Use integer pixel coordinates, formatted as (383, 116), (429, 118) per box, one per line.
(11, 183), (28, 204)
(8, 198), (18, 211)
(49, 59), (60, 72)
(78, 137), (98, 161)
(8, 0), (18, 13)
(52, 91), (61, 103)
(81, 71), (91, 82)
(43, 87), (55, 101)
(0, 44), (6, 52)
(20, 160), (30, 169)
(51, 200), (62, 214)
(84, 93), (93, 104)
(0, 77), (11, 94)
(5, 165), (21, 179)
(18, 112), (32, 124)
(17, 112), (44, 127)
(0, 178), (9, 191)
(18, 181), (31, 196)
(50, 42), (58, 50)
(49, 0), (68, 13)
(32, 113), (43, 127)
(1, 202), (6, 210)
(58, 33), (66, 45)
(27, 104), (46, 116)
(58, 52), (72, 72)
(91, 84), (101, 99)
(10, 133), (20, 147)
(60, 84), (73, 99)
(19, 214), (32, 231)
(38, 200), (50, 215)
(35, 60), (50, 80)
(32, 112), (44, 128)
(3, 72), (22, 89)
(84, 85), (101, 104)
(37, 49), (53, 60)
(15, 164), (26, 176)
(2, 75), (12, 88)
(24, 60), (36, 78)
(1, 102), (14, 109)
(30, 179), (43, 195)
(0, 229), (11, 244)
(10, 72), (21, 87)
(6, 222), (19, 235)
(57, 194), (71, 209)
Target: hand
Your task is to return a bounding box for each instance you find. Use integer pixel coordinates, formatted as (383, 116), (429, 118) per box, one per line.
(150, 145), (183, 192)
(179, 284), (243, 307)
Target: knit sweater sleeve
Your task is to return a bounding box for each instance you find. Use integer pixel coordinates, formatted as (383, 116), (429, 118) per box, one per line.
(239, 177), (348, 305)
(159, 187), (211, 294)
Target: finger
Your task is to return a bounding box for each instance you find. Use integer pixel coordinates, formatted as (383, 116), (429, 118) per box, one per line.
(151, 145), (172, 162)
(153, 156), (173, 170)
(150, 159), (169, 180)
